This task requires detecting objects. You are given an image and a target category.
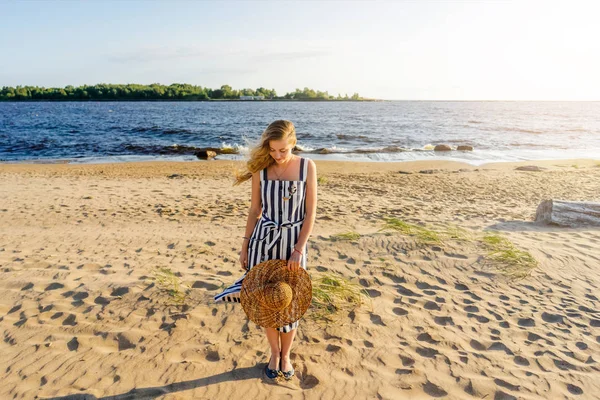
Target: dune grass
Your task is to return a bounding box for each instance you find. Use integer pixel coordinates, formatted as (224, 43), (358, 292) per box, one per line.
(379, 217), (442, 245)
(152, 266), (189, 305)
(379, 216), (537, 278)
(442, 224), (475, 242)
(317, 176), (328, 185)
(309, 274), (371, 323)
(482, 232), (538, 279)
(331, 231), (361, 241)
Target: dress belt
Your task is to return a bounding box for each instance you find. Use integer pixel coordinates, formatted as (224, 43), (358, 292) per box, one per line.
(251, 215), (304, 254)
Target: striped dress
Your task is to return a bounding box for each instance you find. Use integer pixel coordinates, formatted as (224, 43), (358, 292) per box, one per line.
(214, 157), (309, 333)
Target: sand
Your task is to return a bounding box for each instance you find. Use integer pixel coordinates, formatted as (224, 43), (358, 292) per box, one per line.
(1, 158), (599, 399)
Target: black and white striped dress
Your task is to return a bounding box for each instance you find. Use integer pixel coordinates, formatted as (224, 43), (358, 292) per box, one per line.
(214, 157), (309, 333)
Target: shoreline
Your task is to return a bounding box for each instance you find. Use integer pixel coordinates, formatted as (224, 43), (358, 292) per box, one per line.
(0, 157), (598, 177)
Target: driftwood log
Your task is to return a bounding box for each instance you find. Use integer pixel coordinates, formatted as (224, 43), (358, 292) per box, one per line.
(535, 199), (600, 227)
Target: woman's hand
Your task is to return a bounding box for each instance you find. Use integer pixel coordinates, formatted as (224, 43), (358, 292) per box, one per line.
(240, 246), (248, 271)
(287, 248), (302, 271)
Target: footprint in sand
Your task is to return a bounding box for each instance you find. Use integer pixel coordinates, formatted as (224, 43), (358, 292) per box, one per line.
(434, 316), (454, 326)
(111, 287), (129, 296)
(299, 367), (320, 389)
(494, 390), (517, 400)
(422, 380), (448, 397)
(393, 307), (408, 316)
(417, 333), (439, 344)
(8, 304), (22, 314)
(73, 292), (89, 301)
(514, 355), (530, 366)
(370, 313), (386, 326)
(192, 281), (220, 291)
(67, 337), (79, 351)
(424, 301), (441, 311)
(51, 312), (63, 320)
(400, 355), (415, 367)
(470, 339), (486, 351)
(494, 378), (520, 391)
(518, 318), (536, 327)
(397, 285), (421, 297)
(464, 305), (479, 313)
(94, 296), (111, 305)
(62, 314), (77, 326)
(416, 347), (439, 358)
(326, 344), (342, 352)
(488, 342), (513, 355)
(45, 282), (64, 291)
(567, 383), (584, 395)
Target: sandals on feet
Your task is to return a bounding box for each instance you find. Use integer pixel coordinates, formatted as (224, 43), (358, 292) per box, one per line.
(265, 357), (281, 380)
(279, 357), (295, 380)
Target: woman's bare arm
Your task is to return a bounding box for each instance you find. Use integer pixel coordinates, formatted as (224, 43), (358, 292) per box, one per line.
(239, 171), (262, 269)
(294, 159), (317, 250)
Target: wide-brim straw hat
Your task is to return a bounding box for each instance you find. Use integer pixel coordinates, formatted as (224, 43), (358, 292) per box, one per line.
(240, 259), (312, 328)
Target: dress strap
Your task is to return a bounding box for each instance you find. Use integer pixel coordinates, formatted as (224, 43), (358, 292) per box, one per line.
(300, 157), (308, 182)
(261, 168), (267, 181)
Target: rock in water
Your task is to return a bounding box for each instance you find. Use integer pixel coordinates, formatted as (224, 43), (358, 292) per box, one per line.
(434, 144), (452, 151)
(195, 150), (217, 160)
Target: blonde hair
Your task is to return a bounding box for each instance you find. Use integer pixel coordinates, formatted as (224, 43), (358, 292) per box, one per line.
(235, 120), (297, 185)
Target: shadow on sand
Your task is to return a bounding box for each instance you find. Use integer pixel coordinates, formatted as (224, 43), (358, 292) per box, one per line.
(485, 220), (600, 233)
(44, 365), (271, 400)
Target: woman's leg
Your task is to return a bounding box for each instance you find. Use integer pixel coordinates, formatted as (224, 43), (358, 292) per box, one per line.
(280, 328), (297, 372)
(265, 327), (281, 369)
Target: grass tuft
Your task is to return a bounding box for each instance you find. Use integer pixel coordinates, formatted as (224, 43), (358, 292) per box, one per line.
(442, 224), (475, 242)
(379, 217), (442, 245)
(331, 231), (361, 241)
(317, 176), (328, 185)
(482, 232), (538, 279)
(309, 274), (371, 323)
(152, 266), (189, 305)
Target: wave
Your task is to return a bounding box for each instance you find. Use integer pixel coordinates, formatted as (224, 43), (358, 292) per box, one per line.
(336, 133), (377, 143)
(303, 145), (411, 155)
(508, 142), (566, 149)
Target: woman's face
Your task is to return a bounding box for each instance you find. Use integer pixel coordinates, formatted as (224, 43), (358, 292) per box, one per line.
(269, 139), (294, 164)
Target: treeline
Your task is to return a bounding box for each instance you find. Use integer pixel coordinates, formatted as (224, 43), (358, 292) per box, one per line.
(0, 83), (366, 101)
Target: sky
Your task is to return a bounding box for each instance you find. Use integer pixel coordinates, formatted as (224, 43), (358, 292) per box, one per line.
(1, 0), (599, 100)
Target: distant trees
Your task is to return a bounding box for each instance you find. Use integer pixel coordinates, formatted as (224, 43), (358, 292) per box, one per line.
(0, 83), (366, 101)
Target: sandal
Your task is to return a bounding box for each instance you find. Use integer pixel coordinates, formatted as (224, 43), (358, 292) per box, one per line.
(265, 356), (281, 380)
(279, 356), (295, 380)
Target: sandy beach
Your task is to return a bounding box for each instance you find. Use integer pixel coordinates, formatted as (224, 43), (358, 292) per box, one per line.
(1, 158), (599, 399)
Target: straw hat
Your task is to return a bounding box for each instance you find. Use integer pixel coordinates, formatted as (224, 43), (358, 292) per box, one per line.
(240, 259), (312, 328)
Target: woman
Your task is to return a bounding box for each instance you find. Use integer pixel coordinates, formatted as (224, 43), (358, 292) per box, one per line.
(214, 120), (317, 380)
